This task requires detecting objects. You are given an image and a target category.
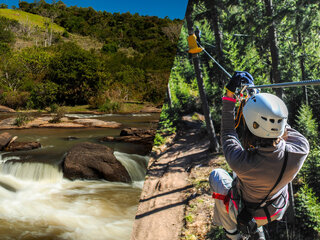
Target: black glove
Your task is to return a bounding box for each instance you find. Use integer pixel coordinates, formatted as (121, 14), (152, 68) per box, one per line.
(225, 71), (254, 93)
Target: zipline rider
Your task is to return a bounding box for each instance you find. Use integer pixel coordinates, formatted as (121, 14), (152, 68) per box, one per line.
(209, 72), (310, 240)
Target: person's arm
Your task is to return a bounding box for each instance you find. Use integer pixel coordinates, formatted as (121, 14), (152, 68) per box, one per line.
(285, 126), (309, 155)
(221, 90), (247, 172)
(221, 72), (254, 173)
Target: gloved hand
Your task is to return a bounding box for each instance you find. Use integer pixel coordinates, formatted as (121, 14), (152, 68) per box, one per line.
(225, 71), (254, 93)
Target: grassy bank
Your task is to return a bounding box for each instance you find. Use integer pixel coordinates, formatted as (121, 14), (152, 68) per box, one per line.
(15, 102), (161, 114)
(0, 9), (64, 32)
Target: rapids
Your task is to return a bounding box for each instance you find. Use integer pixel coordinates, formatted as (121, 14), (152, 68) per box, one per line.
(0, 113), (158, 240)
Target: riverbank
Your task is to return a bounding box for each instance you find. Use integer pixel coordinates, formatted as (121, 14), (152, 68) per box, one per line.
(0, 102), (162, 115)
(0, 102), (161, 130)
(51, 103), (162, 114)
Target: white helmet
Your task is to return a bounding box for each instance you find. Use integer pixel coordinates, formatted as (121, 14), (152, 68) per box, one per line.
(243, 93), (288, 138)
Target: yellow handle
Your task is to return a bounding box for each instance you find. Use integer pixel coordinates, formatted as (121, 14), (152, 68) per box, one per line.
(187, 34), (202, 54)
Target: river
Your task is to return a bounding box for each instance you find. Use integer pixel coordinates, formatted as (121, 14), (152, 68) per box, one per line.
(0, 112), (159, 240)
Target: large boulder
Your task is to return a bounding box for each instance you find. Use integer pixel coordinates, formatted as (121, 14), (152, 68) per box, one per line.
(100, 128), (156, 155)
(63, 142), (131, 183)
(120, 128), (156, 137)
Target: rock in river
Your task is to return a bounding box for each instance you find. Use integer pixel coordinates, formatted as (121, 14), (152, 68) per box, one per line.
(0, 132), (14, 150)
(63, 142), (131, 183)
(120, 128), (156, 138)
(0, 132), (41, 152)
(102, 127), (155, 146)
(100, 128), (156, 155)
(73, 119), (122, 128)
(5, 141), (41, 152)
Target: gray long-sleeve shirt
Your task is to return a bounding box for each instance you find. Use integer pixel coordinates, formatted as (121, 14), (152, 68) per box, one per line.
(221, 99), (309, 217)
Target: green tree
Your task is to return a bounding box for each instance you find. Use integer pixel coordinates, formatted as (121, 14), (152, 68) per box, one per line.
(48, 42), (108, 105)
(0, 54), (28, 91)
(0, 3), (8, 9)
(295, 104), (318, 145)
(0, 17), (15, 44)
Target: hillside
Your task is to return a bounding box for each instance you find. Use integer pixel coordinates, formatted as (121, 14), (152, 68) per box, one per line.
(0, 2), (182, 112)
(0, 9), (64, 32)
(0, 9), (103, 51)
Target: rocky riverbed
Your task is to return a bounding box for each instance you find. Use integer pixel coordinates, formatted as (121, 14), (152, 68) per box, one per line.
(0, 116), (122, 130)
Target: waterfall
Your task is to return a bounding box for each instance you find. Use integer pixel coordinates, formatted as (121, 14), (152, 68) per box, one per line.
(114, 151), (149, 182)
(0, 153), (20, 163)
(0, 157), (141, 240)
(0, 162), (63, 182)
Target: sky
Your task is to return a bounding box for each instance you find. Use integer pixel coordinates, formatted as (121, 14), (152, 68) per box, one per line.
(2, 0), (189, 19)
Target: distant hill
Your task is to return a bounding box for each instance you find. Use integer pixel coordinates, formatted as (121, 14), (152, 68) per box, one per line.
(0, 1), (182, 111)
(0, 9), (64, 32)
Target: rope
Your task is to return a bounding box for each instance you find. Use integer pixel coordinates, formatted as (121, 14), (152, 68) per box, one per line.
(197, 42), (232, 78)
(246, 79), (320, 89)
(200, 41), (216, 48)
(197, 40), (320, 89)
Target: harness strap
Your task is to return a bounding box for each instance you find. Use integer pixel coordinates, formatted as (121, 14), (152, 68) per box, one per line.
(212, 189), (231, 213)
(263, 206), (271, 223)
(258, 147), (288, 209)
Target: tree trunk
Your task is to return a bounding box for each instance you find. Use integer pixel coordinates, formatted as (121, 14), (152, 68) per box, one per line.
(264, 0), (282, 98)
(203, 0), (226, 88)
(167, 82), (172, 107)
(185, 0), (220, 152)
(298, 31), (308, 105)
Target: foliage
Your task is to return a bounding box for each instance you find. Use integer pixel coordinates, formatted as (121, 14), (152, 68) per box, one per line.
(0, 9), (64, 32)
(14, 113), (32, 127)
(98, 99), (121, 113)
(295, 184), (320, 237)
(49, 106), (66, 123)
(101, 42), (118, 53)
(0, 2), (182, 110)
(300, 147), (320, 197)
(49, 103), (59, 113)
(294, 101), (320, 236)
(0, 91), (30, 109)
(207, 226), (229, 240)
(153, 133), (165, 146)
(0, 17), (16, 44)
(29, 81), (59, 109)
(157, 103), (179, 135)
(0, 4), (8, 9)
(48, 42), (107, 105)
(295, 104), (318, 144)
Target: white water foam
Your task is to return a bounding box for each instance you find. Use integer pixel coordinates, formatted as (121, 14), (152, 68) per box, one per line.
(131, 114), (152, 117)
(0, 162), (63, 182)
(65, 114), (119, 119)
(114, 151), (149, 182)
(0, 153), (20, 164)
(0, 161), (142, 240)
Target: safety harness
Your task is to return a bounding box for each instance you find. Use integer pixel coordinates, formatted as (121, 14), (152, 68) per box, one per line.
(212, 191), (231, 213)
(212, 147), (288, 235)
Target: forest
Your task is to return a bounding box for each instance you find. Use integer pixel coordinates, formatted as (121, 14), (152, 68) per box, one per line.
(0, 0), (182, 111)
(157, 0), (320, 239)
